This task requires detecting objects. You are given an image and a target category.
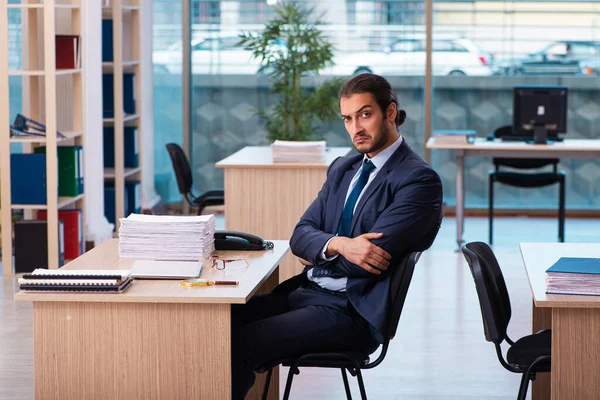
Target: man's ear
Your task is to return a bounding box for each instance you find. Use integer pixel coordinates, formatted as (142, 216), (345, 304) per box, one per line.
(387, 103), (397, 122)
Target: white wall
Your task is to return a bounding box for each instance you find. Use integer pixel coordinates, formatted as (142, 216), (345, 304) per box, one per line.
(141, 0), (161, 209)
(83, 0), (114, 244)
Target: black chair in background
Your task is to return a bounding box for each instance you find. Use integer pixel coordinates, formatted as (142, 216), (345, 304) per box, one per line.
(258, 251), (422, 400)
(165, 143), (224, 215)
(461, 241), (551, 400)
(489, 125), (565, 244)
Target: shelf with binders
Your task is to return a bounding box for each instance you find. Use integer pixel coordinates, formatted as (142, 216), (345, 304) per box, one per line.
(101, 0), (143, 231)
(0, 2), (86, 275)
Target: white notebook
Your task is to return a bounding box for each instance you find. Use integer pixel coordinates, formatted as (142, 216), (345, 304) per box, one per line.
(130, 260), (202, 279)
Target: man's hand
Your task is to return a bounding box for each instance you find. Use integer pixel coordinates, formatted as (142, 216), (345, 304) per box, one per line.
(298, 257), (313, 266)
(326, 233), (391, 275)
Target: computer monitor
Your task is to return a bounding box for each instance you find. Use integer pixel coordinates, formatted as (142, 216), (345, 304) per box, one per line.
(513, 85), (568, 144)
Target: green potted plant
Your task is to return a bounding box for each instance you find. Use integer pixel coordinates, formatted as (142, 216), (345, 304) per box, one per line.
(238, 1), (342, 143)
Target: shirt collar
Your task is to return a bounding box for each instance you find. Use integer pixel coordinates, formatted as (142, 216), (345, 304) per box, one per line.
(363, 135), (403, 171)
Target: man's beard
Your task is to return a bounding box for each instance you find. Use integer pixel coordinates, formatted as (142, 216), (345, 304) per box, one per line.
(355, 122), (389, 155)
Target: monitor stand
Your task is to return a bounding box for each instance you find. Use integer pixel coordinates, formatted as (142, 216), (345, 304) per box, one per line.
(533, 125), (548, 144)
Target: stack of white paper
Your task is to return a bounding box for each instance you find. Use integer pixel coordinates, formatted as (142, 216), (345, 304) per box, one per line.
(118, 214), (215, 261)
(271, 140), (326, 163)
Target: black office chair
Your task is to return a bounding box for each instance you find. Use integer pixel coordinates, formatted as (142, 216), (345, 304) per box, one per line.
(258, 251), (422, 400)
(461, 241), (551, 400)
(489, 125), (565, 244)
(165, 143), (224, 215)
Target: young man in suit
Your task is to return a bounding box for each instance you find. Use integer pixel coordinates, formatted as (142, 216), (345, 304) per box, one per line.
(232, 73), (443, 399)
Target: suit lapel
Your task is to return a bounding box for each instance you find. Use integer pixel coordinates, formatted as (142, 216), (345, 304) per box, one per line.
(331, 159), (361, 233)
(349, 140), (411, 235)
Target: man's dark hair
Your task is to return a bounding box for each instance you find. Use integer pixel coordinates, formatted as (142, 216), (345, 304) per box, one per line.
(338, 73), (407, 127)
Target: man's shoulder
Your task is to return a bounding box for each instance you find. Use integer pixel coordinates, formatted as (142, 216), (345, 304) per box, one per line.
(391, 146), (441, 184)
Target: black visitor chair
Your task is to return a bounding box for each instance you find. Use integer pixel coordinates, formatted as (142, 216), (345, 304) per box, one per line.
(488, 125), (565, 244)
(258, 251), (422, 400)
(461, 241), (551, 400)
(165, 143), (224, 215)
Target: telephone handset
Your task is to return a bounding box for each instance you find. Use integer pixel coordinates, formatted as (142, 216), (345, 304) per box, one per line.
(214, 230), (274, 251)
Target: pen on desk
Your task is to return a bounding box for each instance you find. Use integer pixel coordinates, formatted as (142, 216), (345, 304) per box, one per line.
(180, 279), (239, 287)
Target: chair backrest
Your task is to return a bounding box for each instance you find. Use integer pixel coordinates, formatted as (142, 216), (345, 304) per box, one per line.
(364, 250), (421, 370)
(461, 241), (512, 344)
(386, 251), (421, 339)
(492, 125), (558, 170)
(165, 143), (193, 196)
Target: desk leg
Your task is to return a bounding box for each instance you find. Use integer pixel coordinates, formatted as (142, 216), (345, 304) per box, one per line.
(33, 301), (231, 400)
(455, 150), (465, 250)
(532, 301), (551, 400)
(551, 308), (600, 399)
(245, 266), (280, 400)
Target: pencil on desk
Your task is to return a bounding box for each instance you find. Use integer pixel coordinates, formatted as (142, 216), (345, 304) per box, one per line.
(213, 281), (238, 286)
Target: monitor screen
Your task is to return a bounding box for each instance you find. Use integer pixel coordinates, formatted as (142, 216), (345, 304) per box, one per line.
(513, 86), (568, 136)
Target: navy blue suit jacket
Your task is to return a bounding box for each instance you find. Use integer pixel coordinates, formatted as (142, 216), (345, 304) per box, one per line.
(289, 139), (443, 343)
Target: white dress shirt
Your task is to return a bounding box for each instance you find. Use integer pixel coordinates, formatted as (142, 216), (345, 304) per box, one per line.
(307, 135), (403, 291)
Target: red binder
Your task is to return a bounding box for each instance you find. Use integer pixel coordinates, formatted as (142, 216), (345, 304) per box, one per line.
(37, 209), (83, 260)
(55, 35), (79, 69)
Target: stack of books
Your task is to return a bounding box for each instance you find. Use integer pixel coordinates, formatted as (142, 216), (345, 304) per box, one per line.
(546, 257), (600, 295)
(271, 140), (326, 163)
(18, 269), (132, 293)
(118, 214), (216, 261)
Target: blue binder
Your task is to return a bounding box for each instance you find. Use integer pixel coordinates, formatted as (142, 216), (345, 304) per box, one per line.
(11, 153), (48, 204)
(125, 180), (142, 215)
(102, 73), (136, 118)
(104, 183), (129, 228)
(102, 19), (113, 62)
(103, 126), (139, 168)
(546, 257), (600, 274)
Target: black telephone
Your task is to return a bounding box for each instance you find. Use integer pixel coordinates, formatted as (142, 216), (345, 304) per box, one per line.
(214, 230), (274, 251)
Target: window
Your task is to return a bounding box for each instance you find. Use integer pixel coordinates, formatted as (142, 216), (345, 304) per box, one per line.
(192, 1), (220, 24)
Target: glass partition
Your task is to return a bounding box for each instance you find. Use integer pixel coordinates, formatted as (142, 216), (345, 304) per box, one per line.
(431, 0), (600, 210)
(184, 0), (426, 194)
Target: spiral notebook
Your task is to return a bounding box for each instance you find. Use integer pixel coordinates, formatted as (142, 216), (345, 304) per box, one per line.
(19, 269), (133, 293)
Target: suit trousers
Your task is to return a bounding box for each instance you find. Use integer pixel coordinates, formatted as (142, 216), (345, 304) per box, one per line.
(231, 280), (380, 399)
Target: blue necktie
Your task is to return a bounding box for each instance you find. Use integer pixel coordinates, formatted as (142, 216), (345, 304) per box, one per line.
(337, 159), (376, 237)
(311, 160), (376, 279)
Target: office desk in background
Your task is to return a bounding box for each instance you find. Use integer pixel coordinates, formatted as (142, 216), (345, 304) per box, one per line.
(426, 138), (600, 249)
(14, 239), (289, 400)
(521, 242), (600, 400)
(215, 146), (351, 282)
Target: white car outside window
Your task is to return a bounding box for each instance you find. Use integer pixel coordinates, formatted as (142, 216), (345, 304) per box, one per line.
(322, 38), (492, 77)
(153, 35), (266, 75)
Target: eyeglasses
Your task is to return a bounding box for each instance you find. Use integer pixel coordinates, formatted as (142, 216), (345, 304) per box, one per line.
(209, 255), (249, 270)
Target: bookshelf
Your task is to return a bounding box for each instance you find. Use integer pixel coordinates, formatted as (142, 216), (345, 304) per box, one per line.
(0, 0), (85, 276)
(102, 0), (143, 231)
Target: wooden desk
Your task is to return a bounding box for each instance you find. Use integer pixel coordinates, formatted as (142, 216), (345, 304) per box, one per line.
(14, 239), (289, 400)
(426, 137), (600, 249)
(521, 242), (600, 400)
(215, 146), (351, 282)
